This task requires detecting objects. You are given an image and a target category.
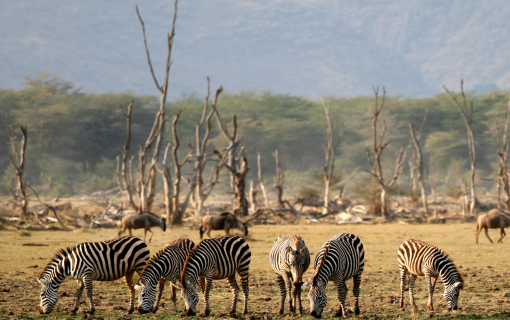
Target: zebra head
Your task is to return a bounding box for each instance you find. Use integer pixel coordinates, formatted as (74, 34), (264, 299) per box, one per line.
(37, 278), (58, 314)
(178, 278), (199, 316)
(308, 278), (328, 318)
(135, 279), (157, 314)
(443, 281), (463, 311)
(286, 246), (307, 284)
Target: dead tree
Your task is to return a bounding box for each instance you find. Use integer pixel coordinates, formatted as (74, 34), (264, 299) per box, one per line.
(496, 90), (510, 210)
(212, 99), (241, 208)
(273, 150), (285, 208)
(365, 87), (405, 219)
(116, 2), (178, 213)
(409, 122), (428, 218)
(219, 149), (249, 216)
(321, 98), (341, 214)
(6, 125), (28, 224)
(407, 110), (427, 194)
(443, 80), (477, 216)
(257, 152), (271, 210)
(192, 79), (228, 217)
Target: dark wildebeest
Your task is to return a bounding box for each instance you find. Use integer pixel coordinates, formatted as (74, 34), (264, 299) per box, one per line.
(475, 211), (510, 243)
(199, 212), (248, 239)
(118, 212), (166, 243)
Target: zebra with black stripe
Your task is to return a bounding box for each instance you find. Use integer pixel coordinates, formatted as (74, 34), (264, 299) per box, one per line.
(306, 233), (365, 318)
(398, 239), (464, 316)
(37, 236), (150, 314)
(135, 238), (194, 314)
(269, 234), (310, 315)
(176, 234), (251, 316)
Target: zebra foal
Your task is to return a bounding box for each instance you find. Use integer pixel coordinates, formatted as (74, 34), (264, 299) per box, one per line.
(306, 233), (365, 318)
(176, 235), (251, 316)
(269, 234), (310, 315)
(135, 238), (194, 314)
(398, 239), (464, 316)
(37, 236), (150, 314)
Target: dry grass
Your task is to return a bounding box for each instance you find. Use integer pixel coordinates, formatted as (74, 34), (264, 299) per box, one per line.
(0, 223), (509, 319)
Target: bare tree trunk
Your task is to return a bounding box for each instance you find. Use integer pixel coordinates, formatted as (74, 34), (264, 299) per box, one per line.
(257, 152), (271, 210)
(409, 122), (428, 218)
(444, 80), (477, 216)
(496, 89), (510, 210)
(321, 98), (337, 214)
(273, 150), (285, 209)
(429, 164), (436, 202)
(249, 180), (257, 214)
(365, 87), (405, 219)
(223, 150), (249, 216)
(7, 125), (28, 224)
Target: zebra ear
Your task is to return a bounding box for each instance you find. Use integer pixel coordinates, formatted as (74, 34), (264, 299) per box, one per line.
(318, 279), (326, 287)
(134, 284), (144, 291)
(286, 246), (295, 255)
(173, 281), (183, 289)
(454, 282), (462, 289)
(299, 247), (307, 255)
(302, 282), (311, 288)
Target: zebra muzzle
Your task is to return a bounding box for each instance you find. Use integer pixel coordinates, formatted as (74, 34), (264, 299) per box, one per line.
(138, 305), (151, 314)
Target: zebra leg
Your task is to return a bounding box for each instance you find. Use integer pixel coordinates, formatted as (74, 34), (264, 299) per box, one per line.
(170, 282), (178, 312)
(125, 270), (136, 314)
(202, 276), (213, 316)
(293, 281), (303, 315)
(276, 274), (286, 314)
(83, 274), (95, 314)
(334, 280), (348, 318)
(71, 279), (84, 314)
(425, 272), (434, 312)
(240, 270), (250, 315)
(282, 273), (294, 312)
(399, 267), (407, 310)
(227, 274), (240, 315)
(408, 273), (418, 316)
(352, 273), (362, 315)
(154, 278), (166, 313)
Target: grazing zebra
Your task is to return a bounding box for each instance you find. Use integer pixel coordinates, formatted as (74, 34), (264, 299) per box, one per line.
(176, 234), (251, 316)
(269, 234), (310, 315)
(135, 238), (195, 314)
(398, 239), (464, 316)
(306, 233), (365, 318)
(37, 236), (150, 314)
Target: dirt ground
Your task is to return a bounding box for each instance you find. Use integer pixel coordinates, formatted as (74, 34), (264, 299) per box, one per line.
(0, 223), (509, 319)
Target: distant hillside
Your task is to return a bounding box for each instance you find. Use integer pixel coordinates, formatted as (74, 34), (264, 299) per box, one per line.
(1, 1), (509, 98)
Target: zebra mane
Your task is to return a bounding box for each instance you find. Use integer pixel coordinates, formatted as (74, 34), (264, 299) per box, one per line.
(139, 246), (169, 278)
(180, 240), (204, 283)
(312, 243), (331, 283)
(39, 245), (77, 279)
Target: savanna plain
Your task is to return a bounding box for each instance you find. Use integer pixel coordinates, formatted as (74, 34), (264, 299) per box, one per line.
(0, 223), (509, 320)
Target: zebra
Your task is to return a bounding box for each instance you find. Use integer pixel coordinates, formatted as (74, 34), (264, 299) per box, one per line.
(269, 234), (310, 315)
(175, 234), (251, 316)
(305, 233), (365, 318)
(398, 239), (464, 316)
(37, 236), (150, 314)
(135, 238), (195, 314)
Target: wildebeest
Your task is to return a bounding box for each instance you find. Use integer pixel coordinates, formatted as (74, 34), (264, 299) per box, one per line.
(118, 212), (166, 243)
(199, 212), (248, 239)
(475, 211), (510, 243)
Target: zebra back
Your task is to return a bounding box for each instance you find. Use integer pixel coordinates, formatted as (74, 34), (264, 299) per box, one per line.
(181, 235), (251, 283)
(139, 238), (194, 284)
(398, 239), (463, 287)
(313, 233), (365, 284)
(270, 234), (310, 282)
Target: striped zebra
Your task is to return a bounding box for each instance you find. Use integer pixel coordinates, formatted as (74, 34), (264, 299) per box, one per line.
(176, 234), (251, 316)
(37, 236), (150, 314)
(398, 239), (464, 315)
(306, 233), (365, 318)
(135, 238), (194, 314)
(269, 234), (310, 315)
